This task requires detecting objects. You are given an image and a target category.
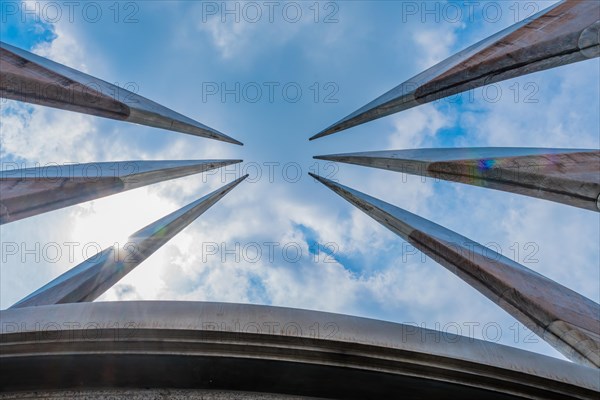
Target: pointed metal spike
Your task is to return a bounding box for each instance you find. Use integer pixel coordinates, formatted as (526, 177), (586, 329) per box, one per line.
(310, 0), (600, 139)
(310, 173), (600, 368)
(0, 41), (243, 145)
(315, 148), (600, 211)
(10, 175), (248, 309)
(0, 159), (242, 224)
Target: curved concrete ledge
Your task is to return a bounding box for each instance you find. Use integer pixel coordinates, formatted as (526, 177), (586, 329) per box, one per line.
(1, 301), (598, 399)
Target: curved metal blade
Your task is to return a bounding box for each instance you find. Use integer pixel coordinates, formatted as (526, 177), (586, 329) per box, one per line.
(0, 159), (242, 224)
(0, 41), (243, 145)
(310, 0), (600, 140)
(310, 173), (600, 368)
(9, 175), (248, 308)
(315, 148), (600, 211)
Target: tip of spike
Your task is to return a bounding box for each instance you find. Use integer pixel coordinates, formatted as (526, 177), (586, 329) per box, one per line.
(313, 155), (336, 161)
(226, 137), (244, 146)
(308, 116), (352, 141)
(165, 111), (244, 145)
(222, 174), (249, 188)
(193, 125), (243, 145)
(309, 127), (336, 141)
(308, 172), (330, 186)
(230, 173), (250, 186)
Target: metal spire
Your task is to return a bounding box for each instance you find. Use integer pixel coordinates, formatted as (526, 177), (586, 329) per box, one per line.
(10, 175), (248, 308)
(315, 148), (600, 211)
(310, 0), (600, 140)
(310, 173), (600, 368)
(0, 159), (242, 224)
(0, 41), (243, 145)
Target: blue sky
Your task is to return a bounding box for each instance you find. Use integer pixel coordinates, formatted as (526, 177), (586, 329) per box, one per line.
(1, 1), (599, 362)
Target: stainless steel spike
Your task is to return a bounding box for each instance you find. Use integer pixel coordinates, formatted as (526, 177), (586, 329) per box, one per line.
(0, 41), (243, 145)
(0, 159), (242, 224)
(10, 175), (248, 308)
(315, 148), (600, 211)
(310, 1), (599, 140)
(310, 172), (600, 368)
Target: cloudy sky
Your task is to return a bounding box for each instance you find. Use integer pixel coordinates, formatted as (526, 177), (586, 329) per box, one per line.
(1, 0), (598, 362)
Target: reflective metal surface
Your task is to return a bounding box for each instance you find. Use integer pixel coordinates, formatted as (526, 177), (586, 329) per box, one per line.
(310, 173), (600, 368)
(1, 301), (598, 399)
(0, 41), (243, 145)
(10, 175), (248, 308)
(315, 148), (600, 211)
(0, 159), (242, 224)
(310, 0), (600, 140)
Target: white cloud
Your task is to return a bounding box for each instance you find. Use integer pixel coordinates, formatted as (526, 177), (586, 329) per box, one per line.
(456, 59), (600, 149)
(387, 104), (452, 149)
(31, 23), (89, 72)
(192, 3), (314, 61)
(412, 26), (459, 70)
(199, 17), (254, 60)
(0, 100), (98, 162)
